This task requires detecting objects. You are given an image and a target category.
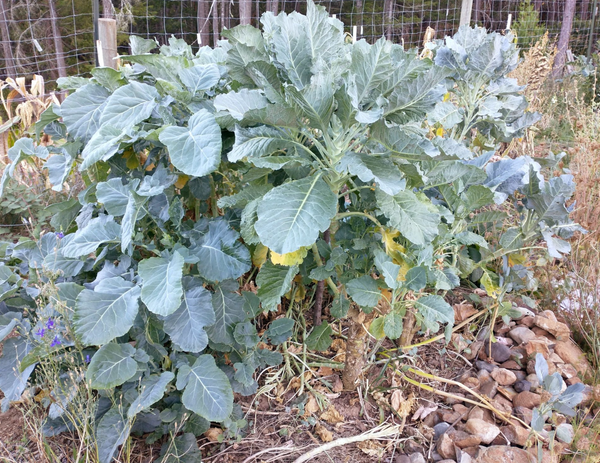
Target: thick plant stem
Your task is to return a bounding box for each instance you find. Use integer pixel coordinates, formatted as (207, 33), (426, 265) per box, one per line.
(313, 281), (324, 326)
(341, 309), (375, 390)
(312, 229), (330, 326)
(398, 308), (417, 347)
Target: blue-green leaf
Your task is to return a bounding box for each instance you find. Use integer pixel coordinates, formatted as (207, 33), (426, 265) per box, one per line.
(80, 124), (127, 171)
(99, 81), (159, 129)
(346, 276), (381, 308)
(96, 178), (130, 216)
(62, 216), (121, 258)
(61, 84), (109, 141)
(228, 125), (304, 165)
(265, 318), (295, 345)
(305, 321), (333, 351)
(121, 191), (149, 251)
(337, 152), (405, 196)
(191, 219), (251, 282)
(384, 312), (403, 339)
(157, 433), (202, 463)
(127, 372), (175, 418)
(427, 102), (463, 129)
(413, 295), (454, 333)
(374, 250), (401, 289)
(86, 343), (137, 389)
(139, 252), (185, 316)
(0, 337), (35, 411)
(74, 277), (141, 346)
(158, 109), (222, 177)
(255, 175), (337, 254)
(331, 293), (351, 318)
(205, 280), (246, 344)
(376, 190), (441, 246)
(96, 406), (132, 463)
(214, 88), (268, 120)
(177, 355), (233, 422)
(233, 321), (260, 348)
(256, 262), (298, 311)
(403, 266), (427, 291)
(178, 64), (221, 94)
(163, 279), (215, 353)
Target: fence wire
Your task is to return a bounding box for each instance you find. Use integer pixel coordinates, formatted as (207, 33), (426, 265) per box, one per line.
(0, 0), (598, 88)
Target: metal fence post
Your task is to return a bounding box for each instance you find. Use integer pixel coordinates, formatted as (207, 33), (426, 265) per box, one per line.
(93, 0), (99, 67)
(588, 0), (598, 58)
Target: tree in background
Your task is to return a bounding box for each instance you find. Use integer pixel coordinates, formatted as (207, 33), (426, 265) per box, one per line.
(0, 0), (17, 79)
(512, 0), (547, 49)
(553, 0), (576, 76)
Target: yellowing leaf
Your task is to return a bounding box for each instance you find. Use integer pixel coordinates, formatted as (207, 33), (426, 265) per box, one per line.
(286, 277), (306, 302)
(175, 174), (190, 189)
(381, 228), (406, 262)
(381, 228), (410, 277)
(397, 260), (410, 282)
(368, 317), (385, 339)
(122, 148), (139, 169)
(443, 92), (451, 102)
(270, 247), (308, 266)
(436, 127), (444, 137)
(252, 243), (268, 268)
(380, 289), (392, 301)
(507, 253), (526, 266)
(481, 270), (500, 299)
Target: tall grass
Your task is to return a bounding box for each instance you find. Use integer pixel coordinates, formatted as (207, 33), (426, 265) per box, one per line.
(520, 41), (600, 378)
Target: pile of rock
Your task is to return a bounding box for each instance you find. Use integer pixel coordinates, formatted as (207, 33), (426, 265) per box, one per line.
(399, 309), (595, 463)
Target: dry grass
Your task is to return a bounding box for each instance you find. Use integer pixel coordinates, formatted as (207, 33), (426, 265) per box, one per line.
(517, 35), (600, 386)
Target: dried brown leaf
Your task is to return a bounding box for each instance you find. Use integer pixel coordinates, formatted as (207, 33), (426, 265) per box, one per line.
(412, 404), (438, 421)
(357, 440), (385, 457)
(204, 428), (223, 442)
(314, 423), (333, 442)
(453, 302), (478, 322)
(320, 405), (344, 425)
(303, 393), (319, 417)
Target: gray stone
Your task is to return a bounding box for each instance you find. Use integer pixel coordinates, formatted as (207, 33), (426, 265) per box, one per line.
(525, 373), (540, 389)
(437, 432), (457, 459)
(475, 360), (497, 373)
(434, 422), (451, 440)
(409, 452), (427, 463)
(464, 418), (500, 444)
(514, 380), (531, 393)
(508, 326), (537, 345)
(491, 368), (517, 386)
(476, 446), (536, 463)
(479, 380), (498, 399)
(483, 342), (512, 363)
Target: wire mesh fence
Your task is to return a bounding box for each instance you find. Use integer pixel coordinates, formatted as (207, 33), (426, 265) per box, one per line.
(0, 0), (598, 89)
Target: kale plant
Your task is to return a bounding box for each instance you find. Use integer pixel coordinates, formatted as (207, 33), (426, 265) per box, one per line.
(0, 3), (582, 460)
(214, 3), (579, 387)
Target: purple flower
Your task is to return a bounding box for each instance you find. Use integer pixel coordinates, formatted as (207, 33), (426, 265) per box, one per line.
(46, 318), (55, 330)
(35, 328), (46, 337)
(85, 355), (90, 363)
(50, 336), (61, 348)
(55, 232), (64, 239)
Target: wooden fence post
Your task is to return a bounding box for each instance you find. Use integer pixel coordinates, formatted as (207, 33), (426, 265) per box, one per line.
(459, 0), (474, 27)
(588, 0), (598, 58)
(97, 18), (118, 69)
